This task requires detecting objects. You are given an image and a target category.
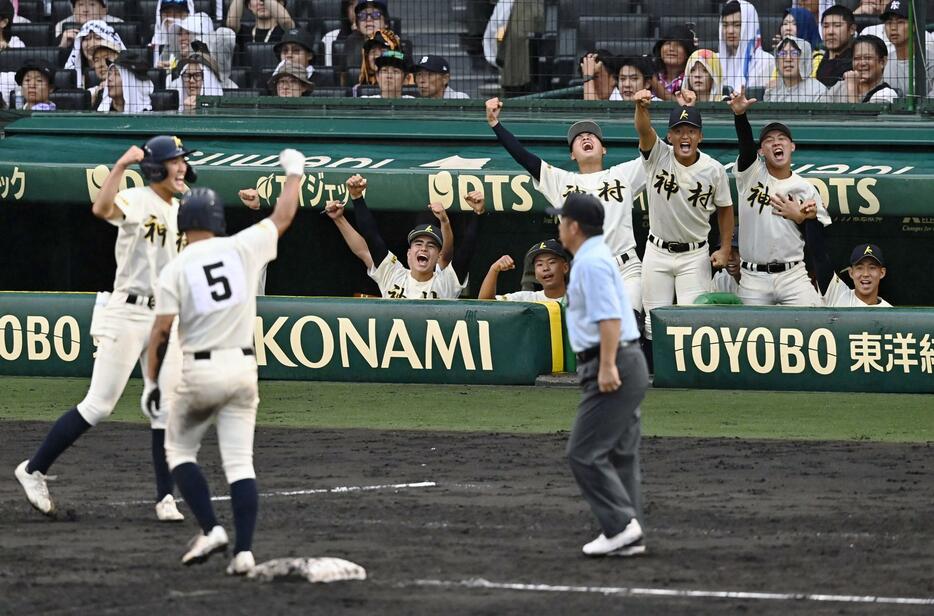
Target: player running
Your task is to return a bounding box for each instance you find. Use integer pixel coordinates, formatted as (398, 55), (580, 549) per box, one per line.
(728, 87), (830, 305)
(143, 149), (304, 575)
(633, 89), (734, 347)
(15, 136), (194, 522)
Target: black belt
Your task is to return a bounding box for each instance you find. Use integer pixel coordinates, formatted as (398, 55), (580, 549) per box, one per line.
(575, 340), (638, 364)
(193, 348), (255, 360)
(741, 260), (800, 274)
(648, 233), (706, 254)
(126, 294), (154, 309)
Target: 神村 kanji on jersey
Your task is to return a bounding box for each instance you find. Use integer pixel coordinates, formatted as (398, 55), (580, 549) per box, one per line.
(735, 157), (831, 264)
(110, 187), (180, 297)
(534, 159), (645, 256)
(823, 275), (892, 308)
(155, 219), (278, 352)
(369, 252), (463, 299)
(642, 139), (732, 243)
(495, 289), (566, 305)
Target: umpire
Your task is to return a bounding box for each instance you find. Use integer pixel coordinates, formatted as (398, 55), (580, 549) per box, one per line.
(547, 193), (650, 557)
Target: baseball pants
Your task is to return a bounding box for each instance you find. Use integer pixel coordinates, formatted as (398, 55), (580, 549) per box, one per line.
(566, 344), (649, 537)
(78, 296), (181, 429)
(616, 254), (643, 320)
(738, 263), (822, 306)
(165, 349), (259, 484)
(641, 241), (711, 339)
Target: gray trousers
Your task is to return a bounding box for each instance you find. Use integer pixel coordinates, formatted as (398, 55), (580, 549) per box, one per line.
(566, 344), (649, 537)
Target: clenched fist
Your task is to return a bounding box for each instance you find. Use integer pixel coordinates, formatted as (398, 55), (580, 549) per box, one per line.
(346, 174), (367, 199)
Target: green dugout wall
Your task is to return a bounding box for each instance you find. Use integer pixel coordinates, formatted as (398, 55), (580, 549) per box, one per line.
(0, 99), (932, 303)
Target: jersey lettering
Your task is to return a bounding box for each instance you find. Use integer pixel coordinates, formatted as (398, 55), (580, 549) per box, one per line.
(687, 182), (714, 209)
(597, 179), (626, 203)
(746, 182), (772, 213)
(202, 262), (233, 301)
(653, 170), (680, 199)
(183, 249), (248, 315)
(143, 215), (168, 246)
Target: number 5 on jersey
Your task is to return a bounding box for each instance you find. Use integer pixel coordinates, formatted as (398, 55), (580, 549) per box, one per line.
(184, 250), (248, 315)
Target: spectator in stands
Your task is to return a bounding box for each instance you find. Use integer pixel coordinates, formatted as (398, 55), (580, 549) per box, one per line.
(413, 54), (468, 99)
(652, 25), (695, 101)
(87, 40), (120, 99)
(355, 0), (387, 38)
(168, 51), (224, 110)
(275, 28), (314, 80)
(96, 50), (153, 112)
(879, 0), (934, 97)
(226, 0), (294, 48)
(66, 20), (125, 88)
(580, 50), (617, 101)
(267, 60), (313, 97)
(765, 36), (825, 102)
(56, 0), (123, 48)
(360, 50), (412, 98)
(792, 0), (834, 23)
(322, 0), (357, 68)
(478, 240), (569, 303)
(776, 7), (821, 51)
(612, 56), (653, 101)
(0, 0), (25, 49)
(15, 59), (55, 110)
(165, 14), (236, 87)
(152, 0), (192, 64)
(815, 5), (856, 88)
(682, 49), (724, 102)
(719, 0), (773, 93)
(854, 0), (887, 15)
(356, 27), (401, 89)
(820, 35), (898, 103)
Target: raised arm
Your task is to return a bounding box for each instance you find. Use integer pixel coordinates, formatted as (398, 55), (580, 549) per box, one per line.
(325, 200), (374, 270)
(633, 89), (657, 154)
(345, 174), (389, 266)
(429, 202), (454, 269)
(804, 217), (833, 295)
(225, 0), (245, 31)
(268, 149), (304, 236)
(478, 255), (515, 299)
(265, 0), (295, 30)
(728, 87), (759, 172)
(486, 97), (543, 180)
(92, 146), (145, 221)
(450, 190), (485, 283)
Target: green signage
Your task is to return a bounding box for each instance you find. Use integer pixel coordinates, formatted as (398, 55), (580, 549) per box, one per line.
(651, 307), (934, 393)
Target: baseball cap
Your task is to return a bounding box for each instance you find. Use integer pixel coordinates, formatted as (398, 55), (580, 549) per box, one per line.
(544, 193), (605, 230)
(567, 120), (604, 149)
(880, 0), (908, 20)
(355, 0), (388, 15)
(526, 239), (569, 262)
(669, 105), (702, 129)
(413, 55), (449, 74)
(375, 49), (407, 71)
(850, 243), (885, 266)
(758, 121), (793, 144)
(407, 223), (442, 247)
(274, 28), (315, 57)
(15, 59), (54, 85)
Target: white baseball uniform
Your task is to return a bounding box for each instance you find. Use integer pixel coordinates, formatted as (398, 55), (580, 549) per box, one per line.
(823, 275), (892, 308)
(369, 252), (463, 299)
(734, 158), (830, 306)
(710, 270), (739, 295)
(495, 289), (566, 304)
(156, 218), (278, 484)
(79, 186), (182, 429)
(535, 159), (646, 313)
(641, 139), (732, 338)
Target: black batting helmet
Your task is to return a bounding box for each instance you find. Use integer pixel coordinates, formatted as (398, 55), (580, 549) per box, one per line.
(178, 188), (226, 236)
(140, 135), (198, 184)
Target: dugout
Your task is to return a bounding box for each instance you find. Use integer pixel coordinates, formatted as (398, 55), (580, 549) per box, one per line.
(0, 97), (932, 305)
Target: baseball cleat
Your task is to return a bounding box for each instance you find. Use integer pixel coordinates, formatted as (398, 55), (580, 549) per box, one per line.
(182, 525), (229, 566)
(14, 460), (55, 515)
(582, 518), (645, 557)
(226, 551), (255, 576)
(155, 494), (185, 522)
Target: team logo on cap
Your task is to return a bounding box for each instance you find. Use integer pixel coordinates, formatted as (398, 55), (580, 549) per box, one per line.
(539, 242), (547, 249)
(679, 109), (689, 120)
(419, 56), (428, 64)
(173, 136), (184, 148)
(425, 225), (433, 232)
(864, 245), (874, 255)
(890, 0), (900, 8)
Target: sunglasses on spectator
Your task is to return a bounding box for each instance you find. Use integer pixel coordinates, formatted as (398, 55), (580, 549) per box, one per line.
(776, 49), (802, 58)
(357, 10), (383, 20)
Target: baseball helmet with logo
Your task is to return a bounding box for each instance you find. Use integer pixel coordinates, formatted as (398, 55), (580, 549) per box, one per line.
(178, 187), (226, 236)
(140, 135), (198, 184)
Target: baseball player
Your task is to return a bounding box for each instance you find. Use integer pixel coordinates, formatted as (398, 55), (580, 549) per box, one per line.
(14, 136), (193, 522)
(326, 174), (484, 299)
(728, 87), (830, 305)
(633, 89), (734, 344)
(485, 97), (646, 316)
(478, 239), (570, 303)
(143, 149), (304, 575)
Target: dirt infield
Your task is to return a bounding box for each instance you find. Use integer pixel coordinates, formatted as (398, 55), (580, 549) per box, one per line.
(1, 421), (932, 615)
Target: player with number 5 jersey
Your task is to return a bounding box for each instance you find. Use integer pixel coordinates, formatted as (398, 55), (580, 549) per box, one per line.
(144, 149), (304, 576)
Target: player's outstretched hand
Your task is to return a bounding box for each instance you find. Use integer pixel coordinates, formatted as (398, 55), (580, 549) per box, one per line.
(118, 145), (146, 168)
(490, 255), (515, 273)
(324, 200), (345, 220)
(464, 190), (485, 214)
(728, 86), (757, 115)
(239, 188), (260, 210)
(769, 193), (811, 224)
(710, 246), (731, 269)
(141, 378), (161, 421)
(633, 89), (653, 108)
(346, 174), (367, 199)
(674, 88), (697, 107)
(428, 202), (449, 224)
(485, 97), (503, 127)
(279, 148), (305, 176)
